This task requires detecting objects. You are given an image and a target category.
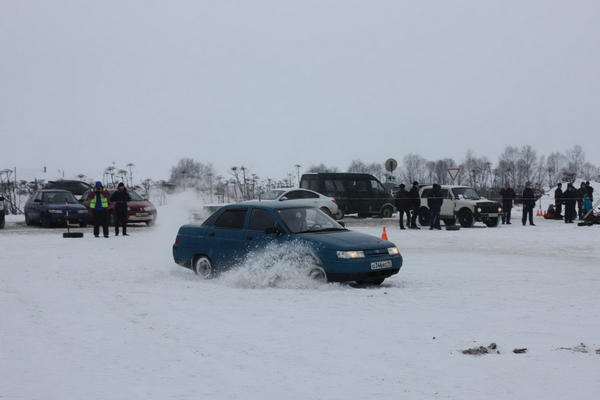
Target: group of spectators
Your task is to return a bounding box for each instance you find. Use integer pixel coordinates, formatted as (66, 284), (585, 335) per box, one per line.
(553, 181), (594, 223)
(394, 180), (596, 230)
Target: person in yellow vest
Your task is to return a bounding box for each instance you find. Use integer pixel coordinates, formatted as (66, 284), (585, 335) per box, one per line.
(90, 181), (111, 237)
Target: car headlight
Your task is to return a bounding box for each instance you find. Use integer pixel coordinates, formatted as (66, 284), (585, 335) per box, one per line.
(498, 207), (502, 212)
(48, 209), (63, 213)
(387, 247), (399, 256)
(476, 207), (482, 213)
(337, 250), (365, 259)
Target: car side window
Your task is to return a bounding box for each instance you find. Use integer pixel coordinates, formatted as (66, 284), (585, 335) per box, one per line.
(248, 208), (279, 232)
(441, 189), (450, 199)
(213, 208), (247, 230)
(285, 191), (302, 200)
(304, 191), (318, 199)
(421, 189), (432, 198)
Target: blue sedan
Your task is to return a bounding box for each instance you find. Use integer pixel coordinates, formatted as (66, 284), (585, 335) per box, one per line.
(172, 201), (403, 285)
(24, 189), (89, 228)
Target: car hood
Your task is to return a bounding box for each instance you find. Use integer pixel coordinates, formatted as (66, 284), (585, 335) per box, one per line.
(297, 230), (394, 250)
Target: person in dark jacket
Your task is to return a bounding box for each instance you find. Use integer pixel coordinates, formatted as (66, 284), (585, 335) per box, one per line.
(499, 182), (516, 224)
(89, 181), (111, 237)
(427, 183), (443, 230)
(110, 182), (132, 236)
(554, 183), (563, 220)
(563, 183), (577, 223)
(586, 181), (594, 201)
(394, 184), (411, 230)
(409, 181), (421, 229)
(521, 182), (536, 226)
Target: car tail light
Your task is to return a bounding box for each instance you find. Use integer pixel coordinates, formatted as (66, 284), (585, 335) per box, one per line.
(174, 235), (180, 245)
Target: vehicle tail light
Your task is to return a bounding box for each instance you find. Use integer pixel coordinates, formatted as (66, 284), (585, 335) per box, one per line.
(174, 235), (180, 245)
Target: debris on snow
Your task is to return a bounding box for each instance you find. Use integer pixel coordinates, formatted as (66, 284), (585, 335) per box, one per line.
(461, 343), (499, 355)
(513, 348), (527, 354)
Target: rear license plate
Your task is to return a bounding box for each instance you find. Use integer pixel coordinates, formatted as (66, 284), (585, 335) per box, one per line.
(371, 260), (392, 270)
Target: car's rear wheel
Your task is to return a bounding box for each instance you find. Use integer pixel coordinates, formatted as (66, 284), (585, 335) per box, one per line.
(379, 205), (393, 218)
(320, 207), (332, 217)
(193, 255), (214, 279)
(418, 208), (430, 226)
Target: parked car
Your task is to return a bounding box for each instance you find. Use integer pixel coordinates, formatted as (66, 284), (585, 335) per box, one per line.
(80, 189), (157, 226)
(417, 185), (504, 228)
(0, 195), (5, 229)
(44, 180), (93, 196)
(24, 190), (89, 227)
(261, 188), (339, 217)
(300, 173), (395, 219)
(173, 201), (403, 285)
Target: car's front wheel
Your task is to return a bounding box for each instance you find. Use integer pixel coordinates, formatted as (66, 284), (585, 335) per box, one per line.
(40, 213), (51, 228)
(193, 255), (214, 279)
(25, 213), (34, 226)
(458, 210), (475, 227)
(320, 207), (332, 217)
(308, 266), (327, 282)
(484, 217), (500, 227)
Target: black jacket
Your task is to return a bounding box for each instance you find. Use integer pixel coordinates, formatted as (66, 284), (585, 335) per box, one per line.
(427, 186), (443, 212)
(499, 187), (516, 207)
(554, 188), (563, 205)
(409, 186), (420, 208)
(521, 187), (536, 208)
(110, 190), (131, 213)
(394, 188), (411, 210)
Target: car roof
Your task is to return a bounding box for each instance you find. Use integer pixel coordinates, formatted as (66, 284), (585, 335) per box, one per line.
(35, 189), (73, 193)
(235, 200), (318, 210)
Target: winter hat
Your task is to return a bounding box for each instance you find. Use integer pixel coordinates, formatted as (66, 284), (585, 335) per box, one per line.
(413, 181), (419, 186)
(118, 182), (125, 187)
(399, 184), (405, 189)
(95, 181), (103, 188)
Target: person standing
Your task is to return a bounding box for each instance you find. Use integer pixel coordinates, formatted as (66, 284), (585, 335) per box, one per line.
(499, 183), (516, 224)
(428, 183), (443, 230)
(394, 184), (411, 230)
(585, 181), (594, 201)
(554, 183), (563, 220)
(521, 182), (536, 226)
(409, 181), (421, 229)
(563, 183), (577, 223)
(110, 182), (131, 236)
(576, 182), (588, 220)
(90, 181), (110, 238)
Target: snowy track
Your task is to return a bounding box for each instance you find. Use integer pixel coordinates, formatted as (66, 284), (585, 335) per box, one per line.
(2, 207), (600, 399)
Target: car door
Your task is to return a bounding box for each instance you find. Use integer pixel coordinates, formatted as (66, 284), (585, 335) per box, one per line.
(440, 189), (454, 217)
(245, 207), (284, 251)
(26, 191), (43, 221)
(203, 207), (249, 266)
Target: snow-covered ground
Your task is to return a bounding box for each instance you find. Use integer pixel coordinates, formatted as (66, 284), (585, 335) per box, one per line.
(2, 192), (599, 400)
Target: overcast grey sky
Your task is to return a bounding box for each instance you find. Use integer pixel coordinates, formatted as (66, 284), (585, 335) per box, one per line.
(1, 0), (599, 183)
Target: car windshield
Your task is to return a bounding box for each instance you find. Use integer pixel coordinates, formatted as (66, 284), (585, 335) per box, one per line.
(452, 187), (481, 200)
(277, 207), (345, 234)
(263, 190), (286, 200)
(43, 191), (78, 203)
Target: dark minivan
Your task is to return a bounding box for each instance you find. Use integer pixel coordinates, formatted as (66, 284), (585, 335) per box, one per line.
(300, 173), (395, 219)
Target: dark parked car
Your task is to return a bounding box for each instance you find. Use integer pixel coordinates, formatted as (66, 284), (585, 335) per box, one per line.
(173, 201), (403, 285)
(24, 190), (89, 227)
(80, 189), (157, 226)
(44, 180), (93, 196)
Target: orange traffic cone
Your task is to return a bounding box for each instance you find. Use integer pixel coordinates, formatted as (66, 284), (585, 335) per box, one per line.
(537, 209), (542, 216)
(381, 226), (388, 240)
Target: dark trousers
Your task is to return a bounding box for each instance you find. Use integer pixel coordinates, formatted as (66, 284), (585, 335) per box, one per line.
(430, 210), (441, 229)
(554, 203), (562, 219)
(410, 206), (419, 228)
(522, 206), (534, 225)
(502, 203), (512, 223)
(565, 203), (576, 223)
(115, 211), (127, 235)
(398, 208), (410, 228)
(93, 209), (109, 237)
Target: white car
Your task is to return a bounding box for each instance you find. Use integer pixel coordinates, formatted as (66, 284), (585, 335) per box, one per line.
(262, 188), (340, 219)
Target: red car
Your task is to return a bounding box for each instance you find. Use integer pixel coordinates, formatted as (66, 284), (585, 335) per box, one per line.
(80, 189), (157, 226)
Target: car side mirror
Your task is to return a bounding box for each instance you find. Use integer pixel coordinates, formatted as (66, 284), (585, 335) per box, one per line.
(279, 196), (288, 201)
(265, 226), (285, 235)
